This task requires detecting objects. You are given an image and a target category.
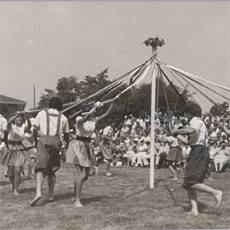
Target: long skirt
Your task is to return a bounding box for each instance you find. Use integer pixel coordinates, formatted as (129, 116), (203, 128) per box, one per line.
(22, 139), (37, 159)
(183, 145), (209, 189)
(35, 136), (62, 175)
(66, 139), (95, 167)
(167, 146), (183, 162)
(0, 144), (32, 167)
(98, 142), (113, 160)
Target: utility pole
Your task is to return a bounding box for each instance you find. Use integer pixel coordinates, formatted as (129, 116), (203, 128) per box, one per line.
(33, 84), (36, 109)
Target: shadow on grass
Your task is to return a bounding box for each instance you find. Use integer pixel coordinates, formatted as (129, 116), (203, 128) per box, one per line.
(0, 181), (10, 186)
(53, 192), (109, 204)
(163, 183), (178, 206)
(36, 193), (109, 207)
(53, 192), (75, 201)
(82, 195), (109, 205)
(155, 178), (169, 186)
(197, 202), (222, 216)
(198, 202), (208, 212)
(182, 201), (210, 214)
(121, 185), (149, 201)
(20, 187), (35, 194)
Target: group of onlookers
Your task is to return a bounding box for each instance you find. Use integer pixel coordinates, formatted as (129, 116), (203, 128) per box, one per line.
(91, 112), (230, 173)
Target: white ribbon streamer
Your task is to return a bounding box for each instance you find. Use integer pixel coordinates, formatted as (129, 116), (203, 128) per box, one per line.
(164, 62), (230, 93)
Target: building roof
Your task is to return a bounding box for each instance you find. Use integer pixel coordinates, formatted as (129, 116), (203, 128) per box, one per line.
(0, 95), (26, 105)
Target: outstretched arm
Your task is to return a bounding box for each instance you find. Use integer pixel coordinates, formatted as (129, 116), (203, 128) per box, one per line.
(77, 101), (103, 124)
(171, 127), (195, 136)
(24, 115), (32, 133)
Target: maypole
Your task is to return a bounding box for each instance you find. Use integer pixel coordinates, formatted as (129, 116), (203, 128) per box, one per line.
(149, 61), (157, 189)
(144, 37), (164, 188)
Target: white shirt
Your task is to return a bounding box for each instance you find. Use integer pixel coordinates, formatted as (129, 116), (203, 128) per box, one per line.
(158, 144), (170, 154)
(210, 131), (217, 138)
(8, 123), (27, 140)
(167, 136), (179, 147)
(0, 115), (7, 131)
(209, 145), (217, 159)
(34, 109), (69, 136)
(182, 146), (191, 158)
(189, 117), (207, 146)
(75, 116), (96, 137)
(0, 114), (7, 139)
(125, 119), (132, 126)
(103, 126), (113, 136)
(137, 143), (148, 152)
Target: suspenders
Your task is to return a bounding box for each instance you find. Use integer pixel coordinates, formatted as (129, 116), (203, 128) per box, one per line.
(45, 110), (62, 136)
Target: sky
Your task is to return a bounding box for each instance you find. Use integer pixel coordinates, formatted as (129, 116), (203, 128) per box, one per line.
(0, 1), (230, 112)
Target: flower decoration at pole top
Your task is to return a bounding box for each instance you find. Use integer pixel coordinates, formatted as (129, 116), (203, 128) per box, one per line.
(144, 36), (165, 56)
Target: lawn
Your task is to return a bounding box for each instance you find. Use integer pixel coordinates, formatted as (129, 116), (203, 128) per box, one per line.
(0, 163), (230, 230)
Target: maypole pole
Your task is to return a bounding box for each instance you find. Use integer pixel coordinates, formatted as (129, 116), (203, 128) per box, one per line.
(144, 37), (164, 188)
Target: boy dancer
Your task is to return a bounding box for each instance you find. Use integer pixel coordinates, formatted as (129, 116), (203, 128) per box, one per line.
(171, 102), (222, 216)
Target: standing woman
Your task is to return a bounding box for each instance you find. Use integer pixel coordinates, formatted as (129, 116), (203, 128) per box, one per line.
(66, 101), (113, 208)
(166, 133), (183, 180)
(171, 102), (222, 216)
(0, 114), (8, 177)
(6, 113), (32, 195)
(98, 125), (114, 176)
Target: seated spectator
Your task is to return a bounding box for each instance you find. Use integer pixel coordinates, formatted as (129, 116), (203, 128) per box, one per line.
(123, 138), (136, 167)
(208, 138), (218, 170)
(155, 139), (169, 169)
(134, 137), (150, 167)
(214, 143), (230, 172)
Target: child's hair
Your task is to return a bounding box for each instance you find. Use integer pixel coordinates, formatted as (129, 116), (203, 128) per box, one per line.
(49, 96), (63, 111)
(184, 102), (202, 117)
(15, 113), (26, 123)
(172, 132), (178, 137)
(81, 101), (95, 113)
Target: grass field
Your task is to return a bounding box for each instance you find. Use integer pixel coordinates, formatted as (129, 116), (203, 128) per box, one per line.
(0, 163), (230, 230)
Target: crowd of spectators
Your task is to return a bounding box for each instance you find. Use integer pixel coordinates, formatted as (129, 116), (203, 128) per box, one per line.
(92, 112), (230, 173)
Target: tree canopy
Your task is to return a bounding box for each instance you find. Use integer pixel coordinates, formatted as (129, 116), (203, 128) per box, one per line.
(37, 68), (196, 127)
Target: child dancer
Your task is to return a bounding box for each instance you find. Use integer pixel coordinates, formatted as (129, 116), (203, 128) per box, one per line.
(171, 102), (222, 216)
(66, 101), (113, 208)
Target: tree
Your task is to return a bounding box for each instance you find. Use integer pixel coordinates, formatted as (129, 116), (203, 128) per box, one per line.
(210, 101), (229, 116)
(78, 68), (112, 99)
(56, 76), (80, 103)
(37, 68), (193, 128)
(38, 89), (56, 108)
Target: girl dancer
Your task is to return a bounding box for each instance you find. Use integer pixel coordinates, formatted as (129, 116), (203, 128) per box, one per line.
(66, 101), (113, 208)
(5, 113), (33, 195)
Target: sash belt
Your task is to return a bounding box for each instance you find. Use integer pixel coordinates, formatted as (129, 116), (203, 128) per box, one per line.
(76, 136), (92, 142)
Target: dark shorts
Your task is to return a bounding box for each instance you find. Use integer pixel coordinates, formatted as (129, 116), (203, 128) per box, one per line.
(183, 145), (209, 189)
(35, 136), (62, 176)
